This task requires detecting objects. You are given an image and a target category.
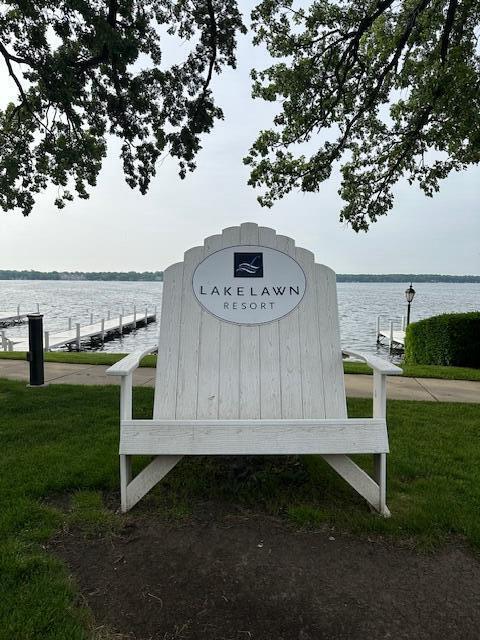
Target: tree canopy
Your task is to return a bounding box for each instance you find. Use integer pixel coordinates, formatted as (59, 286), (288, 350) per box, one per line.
(245, 0), (480, 230)
(1, 1), (479, 229)
(0, 0), (245, 214)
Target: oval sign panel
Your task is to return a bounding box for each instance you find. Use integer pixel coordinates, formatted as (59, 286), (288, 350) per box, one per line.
(192, 245), (306, 325)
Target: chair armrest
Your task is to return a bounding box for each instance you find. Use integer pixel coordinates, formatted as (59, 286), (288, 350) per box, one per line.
(342, 349), (403, 376)
(106, 345), (158, 377)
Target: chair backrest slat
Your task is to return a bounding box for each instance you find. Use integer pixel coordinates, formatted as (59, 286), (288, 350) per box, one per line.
(239, 223), (261, 418)
(296, 247), (326, 419)
(258, 226), (282, 419)
(316, 264), (347, 418)
(153, 261), (183, 419)
(196, 233), (223, 419)
(153, 223), (346, 421)
(276, 233), (303, 419)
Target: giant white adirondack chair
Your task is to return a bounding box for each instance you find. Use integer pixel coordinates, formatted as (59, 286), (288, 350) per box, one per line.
(107, 223), (401, 514)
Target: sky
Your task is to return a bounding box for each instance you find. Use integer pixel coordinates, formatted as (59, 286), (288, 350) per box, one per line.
(0, 10), (479, 275)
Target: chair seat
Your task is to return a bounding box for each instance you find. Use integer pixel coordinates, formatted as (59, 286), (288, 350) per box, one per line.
(120, 418), (389, 456)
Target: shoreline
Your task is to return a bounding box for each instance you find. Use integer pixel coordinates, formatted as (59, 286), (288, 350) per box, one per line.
(2, 272), (480, 284)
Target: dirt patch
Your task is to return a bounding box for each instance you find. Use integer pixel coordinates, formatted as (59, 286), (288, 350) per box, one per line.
(51, 503), (480, 640)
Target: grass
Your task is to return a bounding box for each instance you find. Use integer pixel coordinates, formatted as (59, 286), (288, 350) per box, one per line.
(0, 350), (157, 368)
(0, 378), (479, 637)
(1, 350), (479, 380)
(343, 359), (480, 380)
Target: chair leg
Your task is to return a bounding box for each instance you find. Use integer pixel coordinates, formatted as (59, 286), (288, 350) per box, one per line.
(120, 454), (182, 512)
(374, 453), (390, 517)
(322, 454), (390, 516)
(323, 454), (386, 515)
(120, 454), (132, 513)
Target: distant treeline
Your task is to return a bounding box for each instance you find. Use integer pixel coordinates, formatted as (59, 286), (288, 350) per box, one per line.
(336, 274), (480, 283)
(0, 270), (163, 281)
(0, 270), (479, 283)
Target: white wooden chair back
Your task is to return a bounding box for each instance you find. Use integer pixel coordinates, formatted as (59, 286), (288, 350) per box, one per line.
(153, 222), (346, 421)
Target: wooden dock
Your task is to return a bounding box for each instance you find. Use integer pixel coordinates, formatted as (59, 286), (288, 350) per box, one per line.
(2, 307), (157, 352)
(376, 316), (406, 351)
(0, 304), (40, 326)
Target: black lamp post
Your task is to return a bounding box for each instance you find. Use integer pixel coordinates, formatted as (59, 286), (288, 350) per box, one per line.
(405, 283), (416, 326)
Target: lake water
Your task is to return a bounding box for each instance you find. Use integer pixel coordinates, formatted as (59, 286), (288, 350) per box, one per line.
(1, 280), (479, 357)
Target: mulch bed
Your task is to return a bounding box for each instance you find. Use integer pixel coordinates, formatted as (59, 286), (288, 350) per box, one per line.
(50, 502), (480, 640)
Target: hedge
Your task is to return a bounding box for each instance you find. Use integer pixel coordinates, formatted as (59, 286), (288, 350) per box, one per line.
(404, 312), (480, 367)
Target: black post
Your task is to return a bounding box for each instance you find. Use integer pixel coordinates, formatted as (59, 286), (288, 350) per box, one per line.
(27, 314), (45, 386)
(406, 302), (411, 327)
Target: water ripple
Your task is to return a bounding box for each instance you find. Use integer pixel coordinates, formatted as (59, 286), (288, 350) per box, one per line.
(1, 280), (478, 358)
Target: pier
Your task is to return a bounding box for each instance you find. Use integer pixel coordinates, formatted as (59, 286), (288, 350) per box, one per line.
(1, 306), (157, 352)
(376, 315), (406, 351)
(0, 304), (40, 326)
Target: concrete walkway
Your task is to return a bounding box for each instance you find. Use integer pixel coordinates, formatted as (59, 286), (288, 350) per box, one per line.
(1, 359), (479, 403)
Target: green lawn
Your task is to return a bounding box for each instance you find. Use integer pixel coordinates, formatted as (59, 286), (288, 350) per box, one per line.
(0, 378), (479, 638)
(0, 350), (157, 368)
(1, 350), (479, 380)
(344, 360), (480, 380)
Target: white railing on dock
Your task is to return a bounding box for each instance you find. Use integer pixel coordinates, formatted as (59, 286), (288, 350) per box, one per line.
(376, 315), (406, 351)
(0, 303), (40, 326)
(1, 306), (157, 352)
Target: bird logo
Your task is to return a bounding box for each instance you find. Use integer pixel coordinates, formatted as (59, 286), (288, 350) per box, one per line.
(236, 255), (261, 274)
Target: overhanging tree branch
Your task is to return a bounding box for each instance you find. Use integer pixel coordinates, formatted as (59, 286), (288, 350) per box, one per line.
(0, 0), (245, 216)
(73, 0), (118, 70)
(190, 0), (218, 133)
(0, 42), (53, 134)
(0, 42), (30, 65)
(440, 0), (459, 64)
(247, 0), (479, 230)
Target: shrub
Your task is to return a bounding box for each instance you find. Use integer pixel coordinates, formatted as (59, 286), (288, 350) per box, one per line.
(404, 312), (480, 367)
